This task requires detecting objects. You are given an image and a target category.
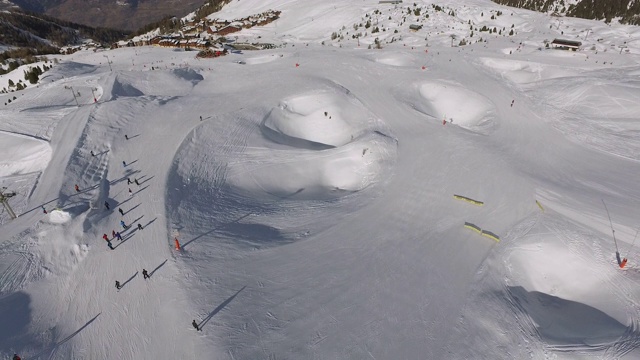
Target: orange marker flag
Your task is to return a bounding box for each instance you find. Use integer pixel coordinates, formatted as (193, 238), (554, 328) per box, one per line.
(620, 258), (627, 268)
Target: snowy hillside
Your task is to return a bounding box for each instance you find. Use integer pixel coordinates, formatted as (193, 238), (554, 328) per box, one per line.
(1, 0), (640, 359)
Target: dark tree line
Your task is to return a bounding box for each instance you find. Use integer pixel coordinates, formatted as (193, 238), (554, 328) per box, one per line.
(492, 0), (640, 25)
(0, 10), (128, 49)
(128, 16), (182, 38)
(193, 0), (232, 21)
(0, 47), (56, 63)
(127, 0), (232, 38)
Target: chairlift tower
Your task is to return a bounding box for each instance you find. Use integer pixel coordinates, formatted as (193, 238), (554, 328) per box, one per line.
(0, 187), (17, 219)
(64, 85), (79, 106)
(103, 55), (112, 71)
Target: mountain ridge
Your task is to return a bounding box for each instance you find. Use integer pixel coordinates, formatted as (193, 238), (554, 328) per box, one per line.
(6, 0), (211, 30)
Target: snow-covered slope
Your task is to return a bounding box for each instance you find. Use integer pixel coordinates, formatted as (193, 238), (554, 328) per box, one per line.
(1, 0), (640, 359)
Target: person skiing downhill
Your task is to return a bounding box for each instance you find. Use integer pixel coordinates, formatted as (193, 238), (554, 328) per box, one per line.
(107, 240), (114, 250)
(134, 178), (140, 186)
(137, 223), (143, 231)
(129, 188), (133, 197)
(91, 150), (95, 157)
(192, 320), (201, 331)
(103, 234), (109, 241)
(118, 207), (124, 216)
(125, 134), (129, 140)
(112, 230), (116, 238)
(115, 280), (121, 290)
(104, 201), (110, 210)
(127, 178), (132, 185)
(120, 220), (128, 229)
(42, 206), (47, 214)
(116, 231), (123, 241)
(75, 184), (80, 192)
(122, 160), (127, 167)
(142, 269), (149, 279)
(13, 354), (21, 360)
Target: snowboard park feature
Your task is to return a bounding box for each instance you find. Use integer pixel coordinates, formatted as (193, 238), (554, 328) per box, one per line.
(1, 0), (640, 359)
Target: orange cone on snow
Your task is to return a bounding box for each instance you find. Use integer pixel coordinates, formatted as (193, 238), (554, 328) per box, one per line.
(174, 237), (181, 251)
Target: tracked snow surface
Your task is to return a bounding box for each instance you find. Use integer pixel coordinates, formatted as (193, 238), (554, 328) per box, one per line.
(2, 0), (640, 359)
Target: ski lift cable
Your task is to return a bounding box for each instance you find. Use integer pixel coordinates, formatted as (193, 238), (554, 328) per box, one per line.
(601, 199), (620, 253)
(624, 226), (639, 258)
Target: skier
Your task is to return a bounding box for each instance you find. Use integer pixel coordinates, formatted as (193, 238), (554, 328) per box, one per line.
(125, 134), (129, 140)
(112, 230), (116, 238)
(137, 223), (143, 231)
(199, 115), (203, 121)
(13, 354), (21, 360)
(118, 207), (124, 216)
(91, 150), (95, 157)
(102, 234), (109, 241)
(134, 178), (140, 186)
(107, 240), (114, 250)
(122, 160), (127, 167)
(511, 99), (515, 107)
(115, 231), (123, 241)
(127, 178), (132, 185)
(104, 201), (110, 210)
(192, 320), (201, 331)
(75, 184), (80, 192)
(42, 206), (47, 214)
(142, 269), (149, 279)
(129, 188), (133, 197)
(115, 280), (121, 290)
(120, 220), (128, 229)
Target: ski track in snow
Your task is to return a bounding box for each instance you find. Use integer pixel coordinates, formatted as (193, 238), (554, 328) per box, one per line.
(1, 0), (640, 358)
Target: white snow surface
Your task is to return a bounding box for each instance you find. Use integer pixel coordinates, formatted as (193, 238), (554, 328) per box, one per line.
(2, 0), (640, 359)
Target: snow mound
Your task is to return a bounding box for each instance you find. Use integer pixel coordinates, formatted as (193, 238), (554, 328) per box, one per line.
(506, 240), (631, 346)
(414, 81), (495, 132)
(108, 71), (202, 98)
(450, 216), (640, 358)
(36, 228), (90, 276)
(50, 61), (97, 78)
(369, 52), (414, 67)
(262, 90), (364, 148)
(46, 210), (72, 224)
(500, 47), (518, 55)
(545, 82), (640, 119)
(170, 86), (396, 206)
(480, 58), (581, 85)
(0, 131), (52, 177)
(508, 286), (628, 345)
(532, 77), (640, 160)
(111, 76), (144, 98)
(171, 68), (204, 84)
(225, 136), (393, 200)
(243, 53), (286, 65)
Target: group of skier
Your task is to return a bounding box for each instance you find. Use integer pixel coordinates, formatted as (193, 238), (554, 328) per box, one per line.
(35, 132), (206, 353)
(115, 269), (150, 290)
(99, 135), (167, 313)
